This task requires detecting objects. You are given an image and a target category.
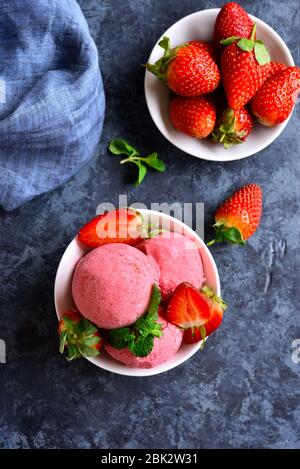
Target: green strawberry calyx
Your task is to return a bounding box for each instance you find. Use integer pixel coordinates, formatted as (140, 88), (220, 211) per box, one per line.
(201, 286), (228, 311)
(59, 312), (102, 361)
(207, 222), (246, 247)
(220, 24), (270, 66)
(212, 108), (246, 149)
(144, 36), (187, 81)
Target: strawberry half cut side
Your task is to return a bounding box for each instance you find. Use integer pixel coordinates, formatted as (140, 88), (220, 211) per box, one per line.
(77, 208), (144, 248)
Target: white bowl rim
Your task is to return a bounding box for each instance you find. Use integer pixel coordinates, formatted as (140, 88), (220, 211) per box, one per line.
(54, 209), (221, 377)
(144, 8), (295, 162)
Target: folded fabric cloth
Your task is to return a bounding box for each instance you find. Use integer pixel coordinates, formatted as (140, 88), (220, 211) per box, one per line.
(0, 0), (105, 211)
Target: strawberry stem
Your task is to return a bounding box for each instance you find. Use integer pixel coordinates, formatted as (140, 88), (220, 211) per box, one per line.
(250, 23), (256, 42)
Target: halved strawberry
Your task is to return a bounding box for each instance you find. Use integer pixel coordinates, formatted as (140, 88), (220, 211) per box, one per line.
(58, 310), (102, 361)
(77, 208), (144, 248)
(183, 287), (226, 344)
(166, 283), (225, 331)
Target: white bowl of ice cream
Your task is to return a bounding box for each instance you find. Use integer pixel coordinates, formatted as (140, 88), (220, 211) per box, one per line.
(54, 209), (220, 377)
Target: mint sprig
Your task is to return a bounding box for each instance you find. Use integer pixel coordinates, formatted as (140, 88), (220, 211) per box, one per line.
(108, 284), (163, 357)
(220, 24), (270, 65)
(109, 139), (166, 187)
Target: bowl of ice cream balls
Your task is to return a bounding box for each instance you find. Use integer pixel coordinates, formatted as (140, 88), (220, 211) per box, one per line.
(144, 3), (298, 161)
(54, 208), (223, 377)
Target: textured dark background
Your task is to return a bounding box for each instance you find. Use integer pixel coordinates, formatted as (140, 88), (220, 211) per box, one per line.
(0, 0), (299, 449)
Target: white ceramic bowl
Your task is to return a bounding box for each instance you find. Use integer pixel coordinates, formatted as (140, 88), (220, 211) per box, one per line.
(54, 209), (220, 377)
(144, 8), (295, 162)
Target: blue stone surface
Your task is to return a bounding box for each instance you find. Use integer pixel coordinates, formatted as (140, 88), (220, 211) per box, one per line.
(0, 0), (299, 449)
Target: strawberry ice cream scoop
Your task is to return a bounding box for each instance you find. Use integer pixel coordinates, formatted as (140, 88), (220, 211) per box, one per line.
(104, 315), (183, 368)
(72, 244), (160, 329)
(137, 232), (204, 300)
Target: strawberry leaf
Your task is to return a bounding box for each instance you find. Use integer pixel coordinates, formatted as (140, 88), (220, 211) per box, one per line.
(83, 336), (101, 346)
(237, 38), (254, 52)
(223, 227), (246, 245)
(220, 36), (241, 45)
(254, 41), (270, 65)
(78, 345), (100, 358)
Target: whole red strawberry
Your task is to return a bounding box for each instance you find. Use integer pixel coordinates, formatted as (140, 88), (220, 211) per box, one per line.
(212, 107), (254, 148)
(214, 2), (254, 51)
(58, 311), (102, 361)
(251, 66), (300, 126)
(188, 40), (215, 59)
(221, 24), (270, 109)
(208, 184), (263, 245)
(266, 62), (287, 80)
(170, 96), (216, 138)
(145, 36), (220, 96)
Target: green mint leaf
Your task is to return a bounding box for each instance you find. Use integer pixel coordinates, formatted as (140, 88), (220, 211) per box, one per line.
(223, 227), (246, 245)
(109, 328), (135, 349)
(131, 334), (154, 357)
(151, 322), (163, 338)
(134, 317), (154, 337)
(199, 326), (206, 351)
(237, 38), (254, 52)
(133, 161), (147, 187)
(109, 139), (140, 157)
(146, 284), (162, 322)
(144, 153), (166, 172)
(254, 42), (270, 65)
(220, 36), (241, 45)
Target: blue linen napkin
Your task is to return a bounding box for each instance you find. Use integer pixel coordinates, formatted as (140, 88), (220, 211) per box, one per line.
(0, 0), (105, 211)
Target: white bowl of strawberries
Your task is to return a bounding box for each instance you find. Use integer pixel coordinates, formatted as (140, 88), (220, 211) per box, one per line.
(144, 3), (298, 161)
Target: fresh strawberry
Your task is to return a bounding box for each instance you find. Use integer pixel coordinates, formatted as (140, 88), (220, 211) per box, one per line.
(251, 66), (300, 126)
(188, 40), (215, 59)
(145, 36), (220, 97)
(208, 184), (263, 246)
(58, 310), (102, 361)
(266, 62), (287, 79)
(78, 208), (144, 248)
(214, 2), (254, 52)
(170, 95), (216, 138)
(167, 284), (227, 348)
(183, 286), (227, 344)
(212, 107), (254, 148)
(221, 24), (270, 109)
(167, 283), (212, 329)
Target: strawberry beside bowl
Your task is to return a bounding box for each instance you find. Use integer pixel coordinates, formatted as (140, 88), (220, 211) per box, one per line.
(54, 209), (220, 377)
(144, 8), (295, 162)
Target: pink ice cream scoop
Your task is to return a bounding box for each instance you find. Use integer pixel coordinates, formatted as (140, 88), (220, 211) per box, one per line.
(104, 315), (183, 368)
(137, 232), (204, 300)
(72, 243), (160, 329)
